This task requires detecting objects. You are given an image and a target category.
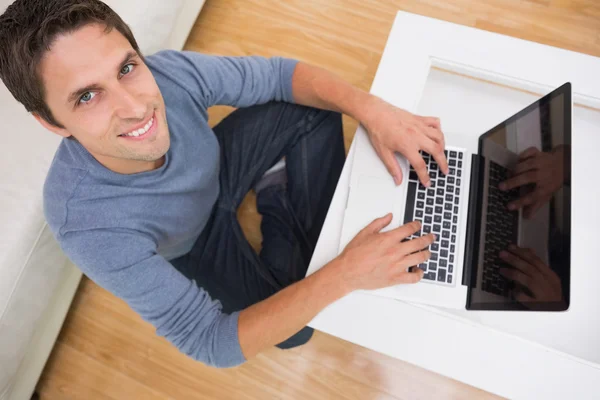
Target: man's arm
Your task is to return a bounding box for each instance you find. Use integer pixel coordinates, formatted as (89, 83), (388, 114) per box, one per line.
(291, 62), (373, 125)
(238, 215), (431, 360)
(147, 50), (298, 111)
(54, 228), (245, 368)
(237, 64), (446, 360)
(238, 257), (347, 358)
(290, 62), (449, 187)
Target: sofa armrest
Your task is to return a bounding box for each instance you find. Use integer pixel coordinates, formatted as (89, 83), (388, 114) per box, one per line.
(6, 262), (82, 400)
(164, 0), (207, 51)
(1, 1), (208, 399)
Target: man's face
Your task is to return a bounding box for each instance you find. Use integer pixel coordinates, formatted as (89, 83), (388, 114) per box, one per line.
(36, 23), (170, 174)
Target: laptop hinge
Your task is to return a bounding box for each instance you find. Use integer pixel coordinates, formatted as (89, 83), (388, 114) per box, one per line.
(462, 154), (485, 288)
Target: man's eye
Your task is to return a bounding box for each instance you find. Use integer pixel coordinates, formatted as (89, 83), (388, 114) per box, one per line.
(76, 64), (135, 107)
(79, 91), (96, 104)
(120, 63), (135, 76)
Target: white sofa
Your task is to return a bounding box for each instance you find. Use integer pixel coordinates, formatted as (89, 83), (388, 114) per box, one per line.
(0, 1), (206, 399)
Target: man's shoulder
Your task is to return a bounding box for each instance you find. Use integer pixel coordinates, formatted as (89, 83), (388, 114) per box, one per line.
(43, 139), (89, 237)
(145, 49), (207, 69)
(145, 49), (229, 88)
(145, 49), (202, 79)
(145, 50), (215, 118)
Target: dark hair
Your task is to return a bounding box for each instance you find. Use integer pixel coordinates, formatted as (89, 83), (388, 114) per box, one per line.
(0, 0), (144, 128)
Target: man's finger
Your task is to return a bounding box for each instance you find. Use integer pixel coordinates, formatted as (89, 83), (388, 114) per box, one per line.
(429, 126), (446, 151)
(514, 291), (535, 303)
(423, 125), (444, 144)
(350, 214), (393, 245)
(507, 245), (540, 265)
(397, 233), (436, 257)
(508, 191), (538, 211)
(364, 213), (393, 235)
(393, 269), (424, 284)
(397, 249), (430, 271)
(380, 148), (403, 186)
(407, 152), (430, 187)
(519, 146), (539, 160)
(513, 158), (538, 176)
(508, 244), (555, 278)
(499, 171), (537, 191)
(422, 138), (449, 176)
(422, 116), (441, 130)
(499, 267), (533, 289)
(499, 249), (537, 278)
(382, 220), (422, 242)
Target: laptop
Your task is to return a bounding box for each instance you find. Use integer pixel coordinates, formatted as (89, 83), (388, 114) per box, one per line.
(339, 83), (572, 312)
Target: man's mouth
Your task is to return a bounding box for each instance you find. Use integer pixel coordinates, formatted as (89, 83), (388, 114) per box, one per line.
(118, 112), (156, 140)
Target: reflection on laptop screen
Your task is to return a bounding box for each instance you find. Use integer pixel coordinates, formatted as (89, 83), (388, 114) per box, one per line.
(467, 83), (571, 311)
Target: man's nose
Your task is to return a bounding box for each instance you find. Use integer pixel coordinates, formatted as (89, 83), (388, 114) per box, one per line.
(113, 87), (146, 120)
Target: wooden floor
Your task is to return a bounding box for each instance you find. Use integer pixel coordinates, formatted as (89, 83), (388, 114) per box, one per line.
(37, 0), (600, 399)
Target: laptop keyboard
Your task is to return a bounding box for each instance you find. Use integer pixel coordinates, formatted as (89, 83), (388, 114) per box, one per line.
(481, 161), (519, 296)
(403, 149), (465, 286)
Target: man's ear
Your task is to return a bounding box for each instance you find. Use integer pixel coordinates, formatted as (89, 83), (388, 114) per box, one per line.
(32, 113), (71, 138)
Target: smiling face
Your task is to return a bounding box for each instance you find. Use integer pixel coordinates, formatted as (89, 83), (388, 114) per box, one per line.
(34, 23), (170, 175)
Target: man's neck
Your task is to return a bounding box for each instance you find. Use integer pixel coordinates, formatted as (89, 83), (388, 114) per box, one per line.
(95, 154), (166, 175)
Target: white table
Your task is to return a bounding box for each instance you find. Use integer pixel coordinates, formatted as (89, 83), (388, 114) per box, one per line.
(306, 11), (600, 400)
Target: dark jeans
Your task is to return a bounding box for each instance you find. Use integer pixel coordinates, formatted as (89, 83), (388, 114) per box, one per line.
(173, 101), (345, 349)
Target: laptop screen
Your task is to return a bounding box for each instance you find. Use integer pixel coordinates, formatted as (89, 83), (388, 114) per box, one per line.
(466, 83), (571, 311)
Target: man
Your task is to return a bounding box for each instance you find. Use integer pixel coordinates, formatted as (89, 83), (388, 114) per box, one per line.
(0, 0), (447, 368)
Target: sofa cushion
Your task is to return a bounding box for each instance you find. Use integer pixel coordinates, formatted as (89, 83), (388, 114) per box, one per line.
(103, 0), (185, 55)
(0, 61), (68, 400)
(0, 0), (187, 397)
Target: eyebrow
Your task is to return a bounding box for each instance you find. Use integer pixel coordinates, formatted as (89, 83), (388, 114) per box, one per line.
(66, 50), (139, 105)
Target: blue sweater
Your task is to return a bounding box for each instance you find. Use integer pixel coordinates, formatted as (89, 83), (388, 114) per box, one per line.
(43, 50), (298, 367)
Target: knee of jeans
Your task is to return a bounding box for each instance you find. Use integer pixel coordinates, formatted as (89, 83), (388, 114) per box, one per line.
(324, 109), (342, 126)
(316, 110), (343, 140)
(275, 326), (314, 349)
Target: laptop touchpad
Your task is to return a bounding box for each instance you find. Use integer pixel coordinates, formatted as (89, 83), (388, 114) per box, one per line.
(347, 174), (395, 227)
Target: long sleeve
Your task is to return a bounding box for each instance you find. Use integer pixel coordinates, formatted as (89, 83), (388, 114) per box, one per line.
(148, 49), (298, 109)
(58, 228), (246, 368)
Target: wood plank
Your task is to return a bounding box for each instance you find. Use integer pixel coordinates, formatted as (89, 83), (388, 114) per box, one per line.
(552, 0), (600, 19)
(295, 329), (500, 400)
(43, 278), (406, 399)
(523, 0), (551, 6)
(37, 340), (168, 400)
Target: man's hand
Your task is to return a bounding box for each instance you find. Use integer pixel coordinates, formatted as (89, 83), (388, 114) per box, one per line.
(333, 213), (432, 292)
(290, 63), (447, 187)
(499, 245), (563, 305)
(238, 213), (431, 361)
(362, 96), (449, 187)
(499, 146), (566, 218)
